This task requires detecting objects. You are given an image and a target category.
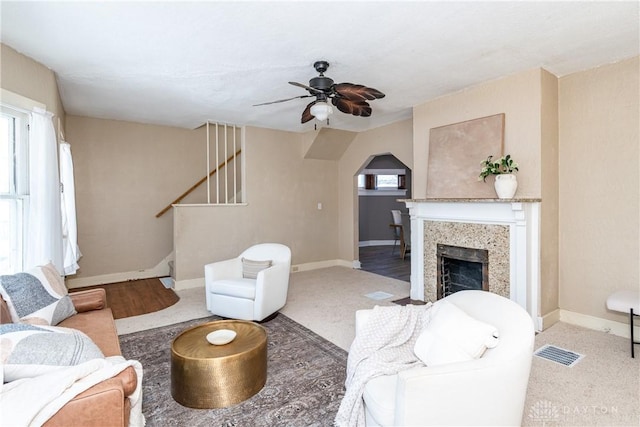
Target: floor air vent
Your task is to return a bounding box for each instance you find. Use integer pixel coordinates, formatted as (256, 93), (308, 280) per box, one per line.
(365, 291), (394, 300)
(534, 344), (584, 367)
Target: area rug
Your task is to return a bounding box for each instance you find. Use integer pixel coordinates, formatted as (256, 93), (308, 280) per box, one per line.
(119, 314), (347, 426)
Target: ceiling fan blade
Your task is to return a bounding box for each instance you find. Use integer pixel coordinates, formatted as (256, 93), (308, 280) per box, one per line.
(301, 101), (316, 123)
(289, 81), (324, 94)
(333, 83), (385, 101)
(253, 94), (313, 106)
(332, 97), (373, 117)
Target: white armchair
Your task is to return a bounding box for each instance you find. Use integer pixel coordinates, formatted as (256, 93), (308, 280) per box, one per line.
(204, 243), (291, 321)
(355, 290), (535, 426)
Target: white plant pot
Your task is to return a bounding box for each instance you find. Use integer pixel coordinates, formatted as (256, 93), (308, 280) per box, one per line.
(494, 174), (518, 199)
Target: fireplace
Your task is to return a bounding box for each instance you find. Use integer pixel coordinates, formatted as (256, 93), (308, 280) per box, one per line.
(437, 244), (489, 299)
(402, 198), (541, 327)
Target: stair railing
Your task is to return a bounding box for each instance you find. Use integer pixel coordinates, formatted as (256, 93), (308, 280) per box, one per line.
(155, 148), (242, 218)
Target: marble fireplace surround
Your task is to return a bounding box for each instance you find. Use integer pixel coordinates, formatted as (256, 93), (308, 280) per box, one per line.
(403, 198), (541, 326)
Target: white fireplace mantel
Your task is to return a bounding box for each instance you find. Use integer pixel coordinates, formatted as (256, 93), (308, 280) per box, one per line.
(402, 198), (541, 329)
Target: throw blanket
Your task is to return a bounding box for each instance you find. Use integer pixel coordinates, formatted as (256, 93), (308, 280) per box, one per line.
(0, 356), (145, 427)
(335, 303), (432, 427)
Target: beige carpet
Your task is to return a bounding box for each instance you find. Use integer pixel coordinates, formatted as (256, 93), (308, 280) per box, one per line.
(523, 322), (639, 427)
(280, 266), (410, 350)
(116, 266), (640, 426)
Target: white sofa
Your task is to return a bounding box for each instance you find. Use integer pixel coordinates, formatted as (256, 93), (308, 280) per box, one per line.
(204, 243), (291, 321)
(355, 290), (535, 426)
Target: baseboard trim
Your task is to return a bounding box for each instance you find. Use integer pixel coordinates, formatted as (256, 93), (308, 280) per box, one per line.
(539, 309), (561, 331)
(558, 309), (640, 340)
(68, 257), (361, 290)
(174, 277), (205, 291)
(358, 240), (396, 247)
(66, 269), (160, 289)
(291, 259), (353, 272)
(177, 259), (358, 290)
(65, 253), (173, 289)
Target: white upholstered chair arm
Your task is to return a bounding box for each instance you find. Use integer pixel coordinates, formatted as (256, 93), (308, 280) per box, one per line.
(204, 258), (242, 282)
(253, 265), (290, 320)
(394, 356), (531, 426)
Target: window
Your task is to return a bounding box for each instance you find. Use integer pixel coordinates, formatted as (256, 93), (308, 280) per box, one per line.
(376, 174), (399, 188)
(357, 168), (407, 196)
(0, 106), (29, 274)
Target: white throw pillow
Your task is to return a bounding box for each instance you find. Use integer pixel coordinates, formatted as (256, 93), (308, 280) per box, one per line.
(241, 258), (273, 279)
(414, 299), (499, 366)
(0, 263), (76, 326)
(0, 323), (104, 382)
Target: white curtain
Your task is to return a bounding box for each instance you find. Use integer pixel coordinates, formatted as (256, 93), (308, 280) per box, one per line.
(59, 141), (81, 275)
(25, 108), (63, 273)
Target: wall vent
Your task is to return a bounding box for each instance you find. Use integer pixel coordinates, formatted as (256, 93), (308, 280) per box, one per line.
(534, 344), (584, 367)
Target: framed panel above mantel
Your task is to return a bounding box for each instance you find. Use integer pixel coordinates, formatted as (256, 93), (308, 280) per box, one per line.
(426, 113), (505, 198)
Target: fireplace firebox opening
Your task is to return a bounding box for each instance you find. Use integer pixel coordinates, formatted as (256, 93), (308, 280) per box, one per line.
(437, 244), (489, 299)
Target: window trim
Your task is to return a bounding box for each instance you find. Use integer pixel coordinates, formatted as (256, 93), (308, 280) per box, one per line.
(0, 104), (30, 274)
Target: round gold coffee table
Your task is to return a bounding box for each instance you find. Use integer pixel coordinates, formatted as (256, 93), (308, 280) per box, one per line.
(171, 320), (267, 409)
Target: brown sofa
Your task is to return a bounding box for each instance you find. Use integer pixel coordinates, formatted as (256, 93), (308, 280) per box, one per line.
(1, 288), (138, 427)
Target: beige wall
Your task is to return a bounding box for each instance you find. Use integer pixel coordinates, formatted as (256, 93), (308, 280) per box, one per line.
(411, 68), (559, 318)
(413, 68), (544, 199)
(65, 116), (208, 279)
(337, 119), (414, 261)
(540, 69), (560, 316)
(0, 43), (65, 133)
(72, 116), (413, 283)
(174, 126), (340, 280)
(558, 57), (639, 322)
(63, 113), (412, 282)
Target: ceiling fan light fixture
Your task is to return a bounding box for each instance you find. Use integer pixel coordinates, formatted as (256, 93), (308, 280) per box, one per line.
(310, 101), (333, 121)
(256, 61), (384, 125)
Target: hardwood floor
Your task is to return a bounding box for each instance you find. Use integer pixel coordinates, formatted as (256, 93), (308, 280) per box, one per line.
(359, 244), (411, 283)
(70, 278), (179, 319)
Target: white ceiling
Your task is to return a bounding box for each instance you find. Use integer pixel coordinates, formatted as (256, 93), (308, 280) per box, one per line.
(1, 1), (638, 133)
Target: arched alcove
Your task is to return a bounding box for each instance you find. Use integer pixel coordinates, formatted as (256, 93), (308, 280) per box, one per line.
(354, 153), (412, 281)
(356, 154), (412, 245)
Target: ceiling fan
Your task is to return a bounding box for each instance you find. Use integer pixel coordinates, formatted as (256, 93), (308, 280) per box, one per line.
(254, 60), (385, 124)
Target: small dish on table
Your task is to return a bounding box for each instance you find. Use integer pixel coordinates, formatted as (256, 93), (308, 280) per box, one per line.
(206, 329), (237, 345)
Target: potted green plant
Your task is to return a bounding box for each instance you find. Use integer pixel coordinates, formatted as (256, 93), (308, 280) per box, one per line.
(479, 154), (519, 198)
